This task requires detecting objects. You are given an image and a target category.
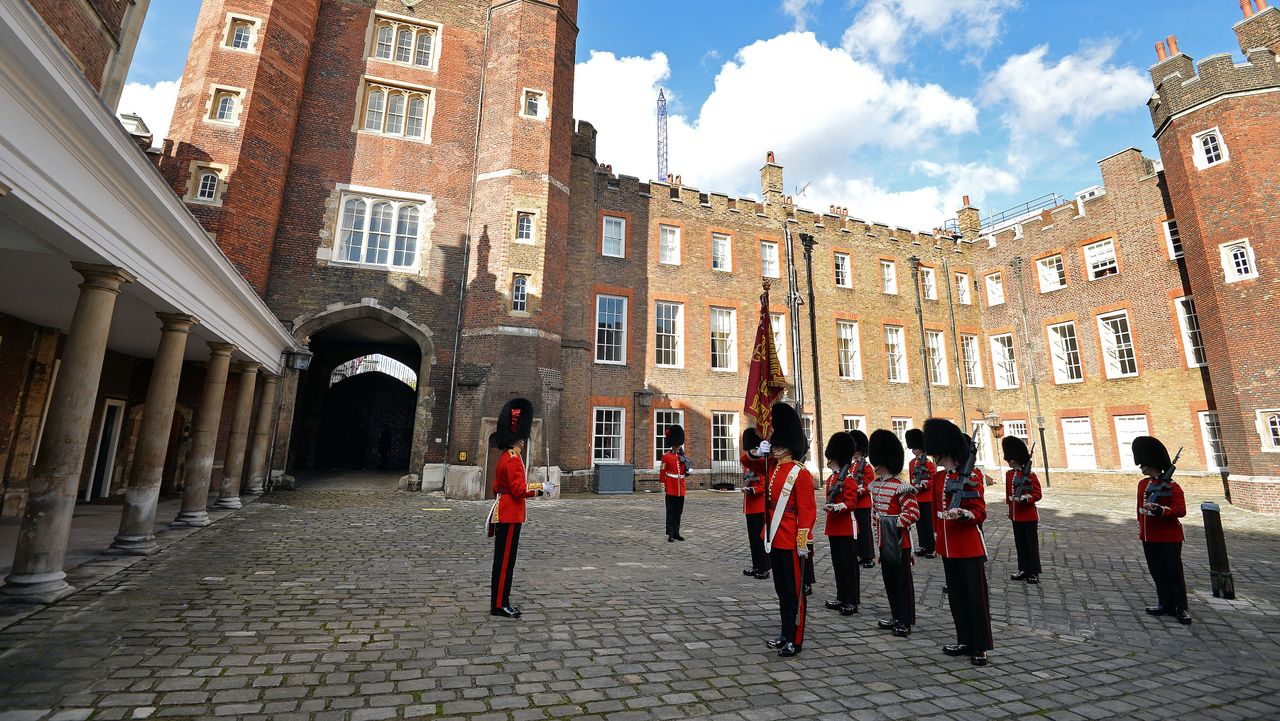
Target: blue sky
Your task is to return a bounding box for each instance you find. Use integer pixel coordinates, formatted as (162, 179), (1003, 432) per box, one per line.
(122, 1), (1250, 229)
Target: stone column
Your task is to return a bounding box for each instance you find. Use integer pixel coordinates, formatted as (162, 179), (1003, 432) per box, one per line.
(171, 342), (235, 527)
(243, 373), (279, 496)
(214, 362), (260, 510)
(109, 313), (197, 555)
(0, 263), (134, 603)
(269, 367), (300, 488)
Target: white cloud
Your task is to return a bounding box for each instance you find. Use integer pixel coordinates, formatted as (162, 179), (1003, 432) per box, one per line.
(843, 0), (1020, 66)
(984, 42), (1150, 148)
(574, 33), (984, 229)
(118, 80), (180, 148)
(802, 160), (1018, 229)
(781, 0), (822, 31)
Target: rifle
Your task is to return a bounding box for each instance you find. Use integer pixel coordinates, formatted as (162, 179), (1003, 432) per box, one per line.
(1142, 447), (1183, 514)
(909, 455), (929, 494)
(826, 462), (852, 505)
(1011, 442), (1037, 500)
(946, 439), (982, 511)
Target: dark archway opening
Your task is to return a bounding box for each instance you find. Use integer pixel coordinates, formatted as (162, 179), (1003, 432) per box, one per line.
(290, 316), (422, 475)
(316, 373), (414, 471)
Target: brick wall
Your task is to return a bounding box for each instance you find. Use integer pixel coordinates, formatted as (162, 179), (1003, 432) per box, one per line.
(27, 0), (131, 91)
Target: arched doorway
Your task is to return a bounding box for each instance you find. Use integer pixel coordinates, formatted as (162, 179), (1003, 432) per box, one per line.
(288, 302), (435, 475)
(316, 360), (415, 470)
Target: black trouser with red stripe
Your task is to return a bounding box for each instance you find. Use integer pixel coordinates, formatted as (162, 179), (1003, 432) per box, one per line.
(854, 507), (874, 563)
(745, 513), (769, 571)
(915, 502), (936, 554)
(490, 522), (522, 610)
(1012, 520), (1041, 575)
(1143, 541), (1188, 611)
(942, 556), (993, 652)
(828, 535), (859, 606)
(770, 547), (807, 647)
(881, 549), (915, 626)
(665, 495), (684, 538)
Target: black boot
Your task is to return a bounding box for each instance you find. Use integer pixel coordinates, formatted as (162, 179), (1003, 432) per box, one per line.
(840, 604), (858, 616)
(824, 599), (843, 610)
(777, 641), (800, 657)
(765, 636), (786, 649)
(942, 644), (968, 656)
(877, 618), (898, 630)
(1145, 604), (1169, 616)
(1010, 571), (1027, 581)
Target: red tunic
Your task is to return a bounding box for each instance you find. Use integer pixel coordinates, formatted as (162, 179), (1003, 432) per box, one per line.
(660, 452), (687, 497)
(741, 452), (768, 515)
(931, 467), (988, 559)
(870, 477), (920, 550)
(908, 457), (936, 496)
(823, 468), (860, 537)
(766, 459), (817, 551)
(1137, 477), (1186, 543)
(850, 461), (875, 510)
(1004, 469), (1043, 522)
(493, 450), (536, 524)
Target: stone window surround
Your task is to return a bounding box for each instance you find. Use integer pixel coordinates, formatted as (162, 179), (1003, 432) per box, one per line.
(513, 208), (538, 245)
(183, 161), (229, 207)
(353, 75), (435, 143)
(520, 88), (549, 121)
(1256, 409), (1280, 453)
(204, 84), (246, 127)
(315, 183), (435, 275)
(1191, 126), (1229, 170)
(508, 268), (536, 316)
(220, 13), (263, 54)
(366, 11), (442, 72)
(1219, 238), (1258, 283)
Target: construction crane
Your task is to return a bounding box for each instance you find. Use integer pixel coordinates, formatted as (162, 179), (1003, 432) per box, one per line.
(657, 89), (669, 180)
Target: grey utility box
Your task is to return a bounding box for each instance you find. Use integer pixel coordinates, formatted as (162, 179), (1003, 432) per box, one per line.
(595, 464), (635, 494)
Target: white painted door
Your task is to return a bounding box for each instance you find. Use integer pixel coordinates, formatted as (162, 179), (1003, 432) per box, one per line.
(1061, 417), (1097, 470)
(1113, 415), (1150, 471)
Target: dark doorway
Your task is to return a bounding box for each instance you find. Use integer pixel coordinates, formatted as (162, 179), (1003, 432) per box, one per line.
(315, 372), (414, 471)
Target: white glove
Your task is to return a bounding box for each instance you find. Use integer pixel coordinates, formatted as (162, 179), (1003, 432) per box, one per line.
(830, 503), (847, 512)
(797, 547), (809, 558)
(757, 440), (772, 455)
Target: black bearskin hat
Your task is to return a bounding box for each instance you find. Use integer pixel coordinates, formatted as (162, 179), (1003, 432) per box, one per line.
(904, 427), (925, 451)
(849, 429), (869, 456)
(742, 427), (763, 452)
(923, 418), (968, 463)
(869, 429), (905, 476)
(824, 432), (855, 466)
(495, 398), (534, 449)
(768, 402), (808, 460)
(1002, 435), (1031, 466)
(1132, 436), (1172, 471)
(665, 424), (686, 450)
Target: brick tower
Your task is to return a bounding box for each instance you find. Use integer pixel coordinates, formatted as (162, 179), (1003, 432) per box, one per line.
(1147, 2), (1280, 510)
(452, 0), (579, 472)
(160, 0), (322, 294)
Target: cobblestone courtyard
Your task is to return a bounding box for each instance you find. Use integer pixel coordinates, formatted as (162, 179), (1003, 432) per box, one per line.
(1, 474), (1278, 721)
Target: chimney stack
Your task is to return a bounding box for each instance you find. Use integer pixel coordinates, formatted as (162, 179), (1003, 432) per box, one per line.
(1167, 35), (1180, 55)
(1155, 41), (1168, 62)
(1242, 0), (1256, 18)
(957, 196), (981, 241)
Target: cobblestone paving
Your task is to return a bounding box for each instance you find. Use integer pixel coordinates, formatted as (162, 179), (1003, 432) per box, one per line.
(1, 474), (1277, 720)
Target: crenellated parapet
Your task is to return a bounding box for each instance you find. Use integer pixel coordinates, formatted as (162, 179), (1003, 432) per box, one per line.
(1148, 41), (1280, 136)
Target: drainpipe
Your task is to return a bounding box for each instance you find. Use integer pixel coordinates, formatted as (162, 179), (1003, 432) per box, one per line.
(800, 233), (823, 459)
(1010, 257), (1050, 488)
(441, 3), (496, 490)
(909, 256), (932, 417)
(943, 258), (966, 428)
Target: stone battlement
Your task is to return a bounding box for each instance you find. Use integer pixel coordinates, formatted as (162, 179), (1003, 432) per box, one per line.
(1148, 45), (1280, 135)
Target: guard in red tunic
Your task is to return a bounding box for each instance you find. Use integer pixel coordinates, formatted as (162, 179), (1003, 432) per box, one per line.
(847, 430), (876, 568)
(740, 427), (771, 578)
(488, 398), (542, 618)
(763, 403), (817, 658)
(868, 430), (919, 637)
(1134, 436), (1192, 625)
(1003, 436), (1043, 584)
(905, 428), (936, 558)
(821, 431), (860, 616)
(924, 418), (993, 666)
(660, 425), (689, 542)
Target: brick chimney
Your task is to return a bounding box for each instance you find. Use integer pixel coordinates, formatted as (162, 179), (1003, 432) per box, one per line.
(957, 195), (982, 240)
(1236, 0), (1280, 55)
(760, 151), (785, 206)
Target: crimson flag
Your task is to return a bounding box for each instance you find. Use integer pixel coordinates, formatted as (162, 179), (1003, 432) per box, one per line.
(744, 281), (787, 437)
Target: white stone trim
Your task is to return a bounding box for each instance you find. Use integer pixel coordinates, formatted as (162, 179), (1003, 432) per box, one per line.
(0, 0), (297, 371)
